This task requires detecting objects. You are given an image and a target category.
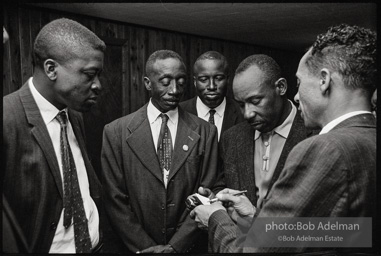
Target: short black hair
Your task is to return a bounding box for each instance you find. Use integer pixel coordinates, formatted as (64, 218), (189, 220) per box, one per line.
(145, 50), (186, 77)
(235, 54), (281, 85)
(193, 51), (229, 73)
(305, 23), (376, 93)
(33, 18), (106, 68)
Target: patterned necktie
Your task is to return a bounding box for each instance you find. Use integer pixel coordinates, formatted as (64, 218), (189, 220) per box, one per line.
(208, 109), (216, 125)
(157, 114), (173, 186)
(56, 111), (92, 253)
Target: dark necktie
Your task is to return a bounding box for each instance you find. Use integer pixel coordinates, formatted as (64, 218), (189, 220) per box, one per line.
(157, 114), (173, 186)
(56, 111), (92, 253)
(208, 109), (216, 125)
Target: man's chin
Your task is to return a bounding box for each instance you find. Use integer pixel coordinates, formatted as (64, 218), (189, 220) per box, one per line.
(203, 98), (222, 109)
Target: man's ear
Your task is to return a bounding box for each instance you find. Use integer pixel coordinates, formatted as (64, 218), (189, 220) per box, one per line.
(143, 76), (151, 91)
(319, 68), (331, 95)
(44, 59), (57, 81)
(193, 76), (197, 87)
(275, 78), (288, 96)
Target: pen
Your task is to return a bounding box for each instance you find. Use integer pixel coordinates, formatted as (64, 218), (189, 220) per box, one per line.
(208, 190), (247, 203)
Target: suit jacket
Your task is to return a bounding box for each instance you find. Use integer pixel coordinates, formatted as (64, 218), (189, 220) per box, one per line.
(2, 83), (102, 252)
(179, 96), (244, 139)
(209, 114), (377, 253)
(101, 104), (219, 253)
(219, 110), (312, 206)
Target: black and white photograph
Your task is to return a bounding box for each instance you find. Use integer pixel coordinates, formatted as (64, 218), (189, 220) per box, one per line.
(2, 2), (378, 254)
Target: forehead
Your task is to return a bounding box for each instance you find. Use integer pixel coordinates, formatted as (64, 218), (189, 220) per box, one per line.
(195, 59), (226, 73)
(66, 49), (104, 69)
(233, 65), (267, 90)
(152, 57), (185, 74)
(296, 50), (312, 77)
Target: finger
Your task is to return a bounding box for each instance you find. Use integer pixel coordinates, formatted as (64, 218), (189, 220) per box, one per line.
(139, 248), (151, 254)
(198, 186), (211, 197)
(216, 188), (241, 196)
(216, 193), (241, 203)
(190, 209), (196, 219)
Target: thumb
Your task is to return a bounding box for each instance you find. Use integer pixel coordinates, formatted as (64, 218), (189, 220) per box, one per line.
(216, 193), (240, 204)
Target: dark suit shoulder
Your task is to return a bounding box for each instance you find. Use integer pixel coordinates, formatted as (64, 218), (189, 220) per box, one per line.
(179, 97), (197, 115)
(222, 121), (251, 139)
(179, 106), (216, 133)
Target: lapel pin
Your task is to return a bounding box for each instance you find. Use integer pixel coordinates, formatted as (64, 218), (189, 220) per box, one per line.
(183, 145), (189, 151)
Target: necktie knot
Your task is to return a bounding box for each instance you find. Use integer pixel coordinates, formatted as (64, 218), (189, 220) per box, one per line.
(56, 111), (68, 126)
(160, 113), (169, 125)
(208, 109), (216, 125)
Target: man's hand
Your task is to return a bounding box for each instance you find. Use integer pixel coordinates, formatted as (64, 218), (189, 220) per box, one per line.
(137, 244), (175, 253)
(198, 186), (215, 199)
(190, 202), (226, 230)
(186, 187), (216, 211)
(216, 188), (256, 222)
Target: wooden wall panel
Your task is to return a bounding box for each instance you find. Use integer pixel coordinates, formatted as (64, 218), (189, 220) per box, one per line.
(3, 4), (302, 109)
(19, 7), (33, 84)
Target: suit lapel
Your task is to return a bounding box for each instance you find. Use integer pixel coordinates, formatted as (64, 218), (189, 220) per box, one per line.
(126, 105), (163, 183)
(189, 97), (198, 115)
(221, 98), (238, 134)
(236, 123), (257, 204)
(19, 84), (63, 198)
(168, 108), (200, 181)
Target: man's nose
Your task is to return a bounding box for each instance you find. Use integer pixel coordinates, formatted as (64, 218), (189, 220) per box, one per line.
(91, 76), (102, 93)
(207, 78), (217, 90)
(294, 92), (300, 104)
(243, 103), (255, 120)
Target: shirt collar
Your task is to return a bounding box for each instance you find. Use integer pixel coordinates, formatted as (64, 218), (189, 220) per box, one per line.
(255, 100), (297, 140)
(147, 98), (178, 125)
(196, 96), (226, 118)
(319, 111), (372, 135)
(28, 77), (66, 125)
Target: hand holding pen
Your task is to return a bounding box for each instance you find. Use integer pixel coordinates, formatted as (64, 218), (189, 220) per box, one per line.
(213, 188), (256, 219)
(208, 190), (247, 203)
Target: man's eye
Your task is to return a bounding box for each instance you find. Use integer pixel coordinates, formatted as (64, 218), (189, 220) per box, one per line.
(85, 72), (96, 79)
(198, 77), (208, 83)
(251, 99), (261, 105)
(162, 78), (171, 85)
(177, 78), (186, 85)
(215, 75), (225, 81)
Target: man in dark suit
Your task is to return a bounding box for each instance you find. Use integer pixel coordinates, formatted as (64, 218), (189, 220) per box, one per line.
(180, 51), (244, 141)
(101, 50), (219, 253)
(3, 18), (105, 253)
(191, 24), (377, 253)
(216, 54), (313, 208)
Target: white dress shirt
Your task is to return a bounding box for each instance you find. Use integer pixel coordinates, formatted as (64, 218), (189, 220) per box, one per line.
(29, 78), (99, 253)
(254, 100), (297, 208)
(196, 97), (226, 141)
(147, 99), (178, 151)
(319, 111), (372, 134)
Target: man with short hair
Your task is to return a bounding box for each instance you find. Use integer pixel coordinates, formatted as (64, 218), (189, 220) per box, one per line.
(218, 54), (313, 208)
(3, 18), (105, 253)
(180, 51), (244, 141)
(191, 24), (377, 253)
(101, 50), (219, 253)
